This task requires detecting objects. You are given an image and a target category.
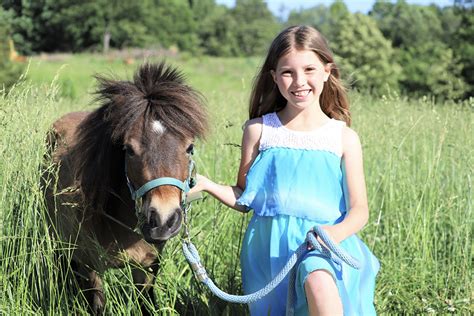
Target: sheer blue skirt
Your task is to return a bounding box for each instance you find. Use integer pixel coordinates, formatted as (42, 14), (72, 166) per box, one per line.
(240, 214), (380, 316)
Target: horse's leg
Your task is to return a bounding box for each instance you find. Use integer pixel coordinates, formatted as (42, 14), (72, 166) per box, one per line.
(74, 264), (105, 315)
(132, 259), (160, 316)
(88, 270), (105, 315)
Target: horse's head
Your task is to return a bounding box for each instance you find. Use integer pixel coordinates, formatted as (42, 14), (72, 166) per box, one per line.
(122, 63), (208, 243)
(72, 62), (207, 243)
(122, 115), (196, 242)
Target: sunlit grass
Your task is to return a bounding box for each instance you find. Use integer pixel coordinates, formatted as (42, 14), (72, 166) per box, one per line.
(0, 54), (472, 314)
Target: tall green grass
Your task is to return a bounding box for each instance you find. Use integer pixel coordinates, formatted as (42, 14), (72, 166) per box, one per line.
(0, 54), (472, 315)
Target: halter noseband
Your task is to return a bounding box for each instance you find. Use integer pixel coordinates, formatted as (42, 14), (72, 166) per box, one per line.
(125, 151), (196, 204)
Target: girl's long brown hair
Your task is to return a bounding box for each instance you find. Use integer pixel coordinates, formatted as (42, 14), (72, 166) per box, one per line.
(249, 25), (351, 126)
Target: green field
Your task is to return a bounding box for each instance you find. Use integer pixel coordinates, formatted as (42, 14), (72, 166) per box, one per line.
(1, 53), (472, 315)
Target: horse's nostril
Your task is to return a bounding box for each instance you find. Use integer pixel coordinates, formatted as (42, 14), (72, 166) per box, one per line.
(148, 207), (158, 227)
(166, 209), (182, 229)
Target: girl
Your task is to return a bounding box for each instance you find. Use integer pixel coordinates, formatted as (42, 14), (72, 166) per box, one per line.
(190, 25), (379, 315)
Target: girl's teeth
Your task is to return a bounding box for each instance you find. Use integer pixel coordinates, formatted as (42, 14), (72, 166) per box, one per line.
(294, 90), (309, 97)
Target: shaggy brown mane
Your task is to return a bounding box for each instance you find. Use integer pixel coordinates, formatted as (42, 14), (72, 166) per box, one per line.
(69, 62), (208, 212)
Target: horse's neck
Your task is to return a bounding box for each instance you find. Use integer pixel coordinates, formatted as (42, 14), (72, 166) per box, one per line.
(104, 182), (137, 227)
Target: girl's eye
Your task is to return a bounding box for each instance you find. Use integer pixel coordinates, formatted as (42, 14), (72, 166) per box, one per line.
(305, 67), (316, 72)
(281, 70), (292, 76)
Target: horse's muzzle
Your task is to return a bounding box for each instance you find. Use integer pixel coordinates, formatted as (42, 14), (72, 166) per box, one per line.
(141, 207), (182, 242)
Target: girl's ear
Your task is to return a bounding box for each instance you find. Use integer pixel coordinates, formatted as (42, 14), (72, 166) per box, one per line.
(270, 70), (277, 83)
(323, 63), (332, 82)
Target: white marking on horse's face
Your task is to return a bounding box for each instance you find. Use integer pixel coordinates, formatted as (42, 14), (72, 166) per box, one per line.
(152, 120), (166, 135)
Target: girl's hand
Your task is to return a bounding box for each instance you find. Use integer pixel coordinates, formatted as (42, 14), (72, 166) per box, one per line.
(307, 225), (342, 250)
(187, 175), (246, 212)
(320, 225), (342, 244)
(188, 174), (210, 195)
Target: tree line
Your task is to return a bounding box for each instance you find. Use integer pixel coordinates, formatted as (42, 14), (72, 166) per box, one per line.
(1, 0), (473, 100)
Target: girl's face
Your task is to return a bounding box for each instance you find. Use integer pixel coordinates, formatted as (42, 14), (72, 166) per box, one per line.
(271, 49), (331, 111)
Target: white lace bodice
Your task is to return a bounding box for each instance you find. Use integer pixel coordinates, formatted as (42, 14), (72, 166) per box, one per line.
(259, 112), (346, 157)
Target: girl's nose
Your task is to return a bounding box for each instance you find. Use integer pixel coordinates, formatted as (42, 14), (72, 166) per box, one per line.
(294, 72), (306, 87)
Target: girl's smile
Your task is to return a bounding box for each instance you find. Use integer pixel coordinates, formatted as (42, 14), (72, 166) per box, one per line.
(291, 89), (312, 99)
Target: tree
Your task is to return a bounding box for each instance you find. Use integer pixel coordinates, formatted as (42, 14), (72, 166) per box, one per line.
(149, 0), (199, 52)
(371, 0), (444, 48)
(231, 0), (280, 56)
(332, 13), (400, 94)
(286, 5), (332, 38)
(370, 0), (468, 99)
(2, 0), (199, 52)
(197, 5), (240, 56)
(2, 0), (49, 54)
(285, 0), (349, 42)
(397, 42), (466, 100)
(2, 0), (155, 52)
(451, 4), (474, 97)
(0, 7), (25, 89)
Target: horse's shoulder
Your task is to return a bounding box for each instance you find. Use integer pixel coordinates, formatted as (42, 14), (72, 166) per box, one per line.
(53, 111), (90, 133)
(53, 111), (90, 131)
(51, 111), (90, 142)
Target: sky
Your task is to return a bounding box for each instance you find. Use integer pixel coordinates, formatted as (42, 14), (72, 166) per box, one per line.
(215, 0), (455, 19)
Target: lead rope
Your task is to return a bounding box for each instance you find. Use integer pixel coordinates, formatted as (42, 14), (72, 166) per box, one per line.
(181, 209), (361, 314)
(180, 153), (360, 313)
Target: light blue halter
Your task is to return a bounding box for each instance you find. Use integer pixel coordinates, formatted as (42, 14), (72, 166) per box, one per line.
(125, 152), (196, 203)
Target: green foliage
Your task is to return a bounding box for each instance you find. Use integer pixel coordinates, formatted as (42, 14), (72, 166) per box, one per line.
(1, 0), (38, 54)
(2, 0), (471, 100)
(2, 0), (198, 52)
(150, 0), (199, 51)
(231, 0), (281, 56)
(398, 42), (467, 100)
(197, 0), (280, 57)
(285, 0), (349, 42)
(332, 13), (400, 95)
(436, 6), (462, 45)
(371, 0), (468, 99)
(372, 0), (443, 48)
(0, 7), (24, 89)
(61, 0), (156, 50)
(286, 4), (332, 34)
(452, 5), (474, 97)
(197, 5), (240, 56)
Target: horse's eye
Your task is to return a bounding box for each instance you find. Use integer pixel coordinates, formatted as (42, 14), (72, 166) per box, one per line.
(186, 144), (194, 155)
(123, 145), (135, 157)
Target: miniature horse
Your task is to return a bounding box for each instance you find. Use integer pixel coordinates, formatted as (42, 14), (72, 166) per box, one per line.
(43, 62), (208, 313)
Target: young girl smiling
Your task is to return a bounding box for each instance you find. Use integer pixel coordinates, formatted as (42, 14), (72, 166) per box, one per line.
(190, 25), (379, 315)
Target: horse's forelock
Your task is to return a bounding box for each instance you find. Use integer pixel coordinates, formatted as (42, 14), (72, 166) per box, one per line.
(135, 62), (185, 97)
(97, 62), (208, 142)
(137, 63), (207, 138)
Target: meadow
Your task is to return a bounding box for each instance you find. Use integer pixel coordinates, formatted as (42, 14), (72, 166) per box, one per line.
(0, 53), (472, 315)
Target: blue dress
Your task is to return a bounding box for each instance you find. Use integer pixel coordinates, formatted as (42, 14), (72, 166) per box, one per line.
(237, 113), (379, 315)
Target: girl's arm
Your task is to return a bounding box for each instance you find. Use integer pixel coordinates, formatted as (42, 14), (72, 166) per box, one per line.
(324, 126), (369, 243)
(188, 118), (262, 212)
